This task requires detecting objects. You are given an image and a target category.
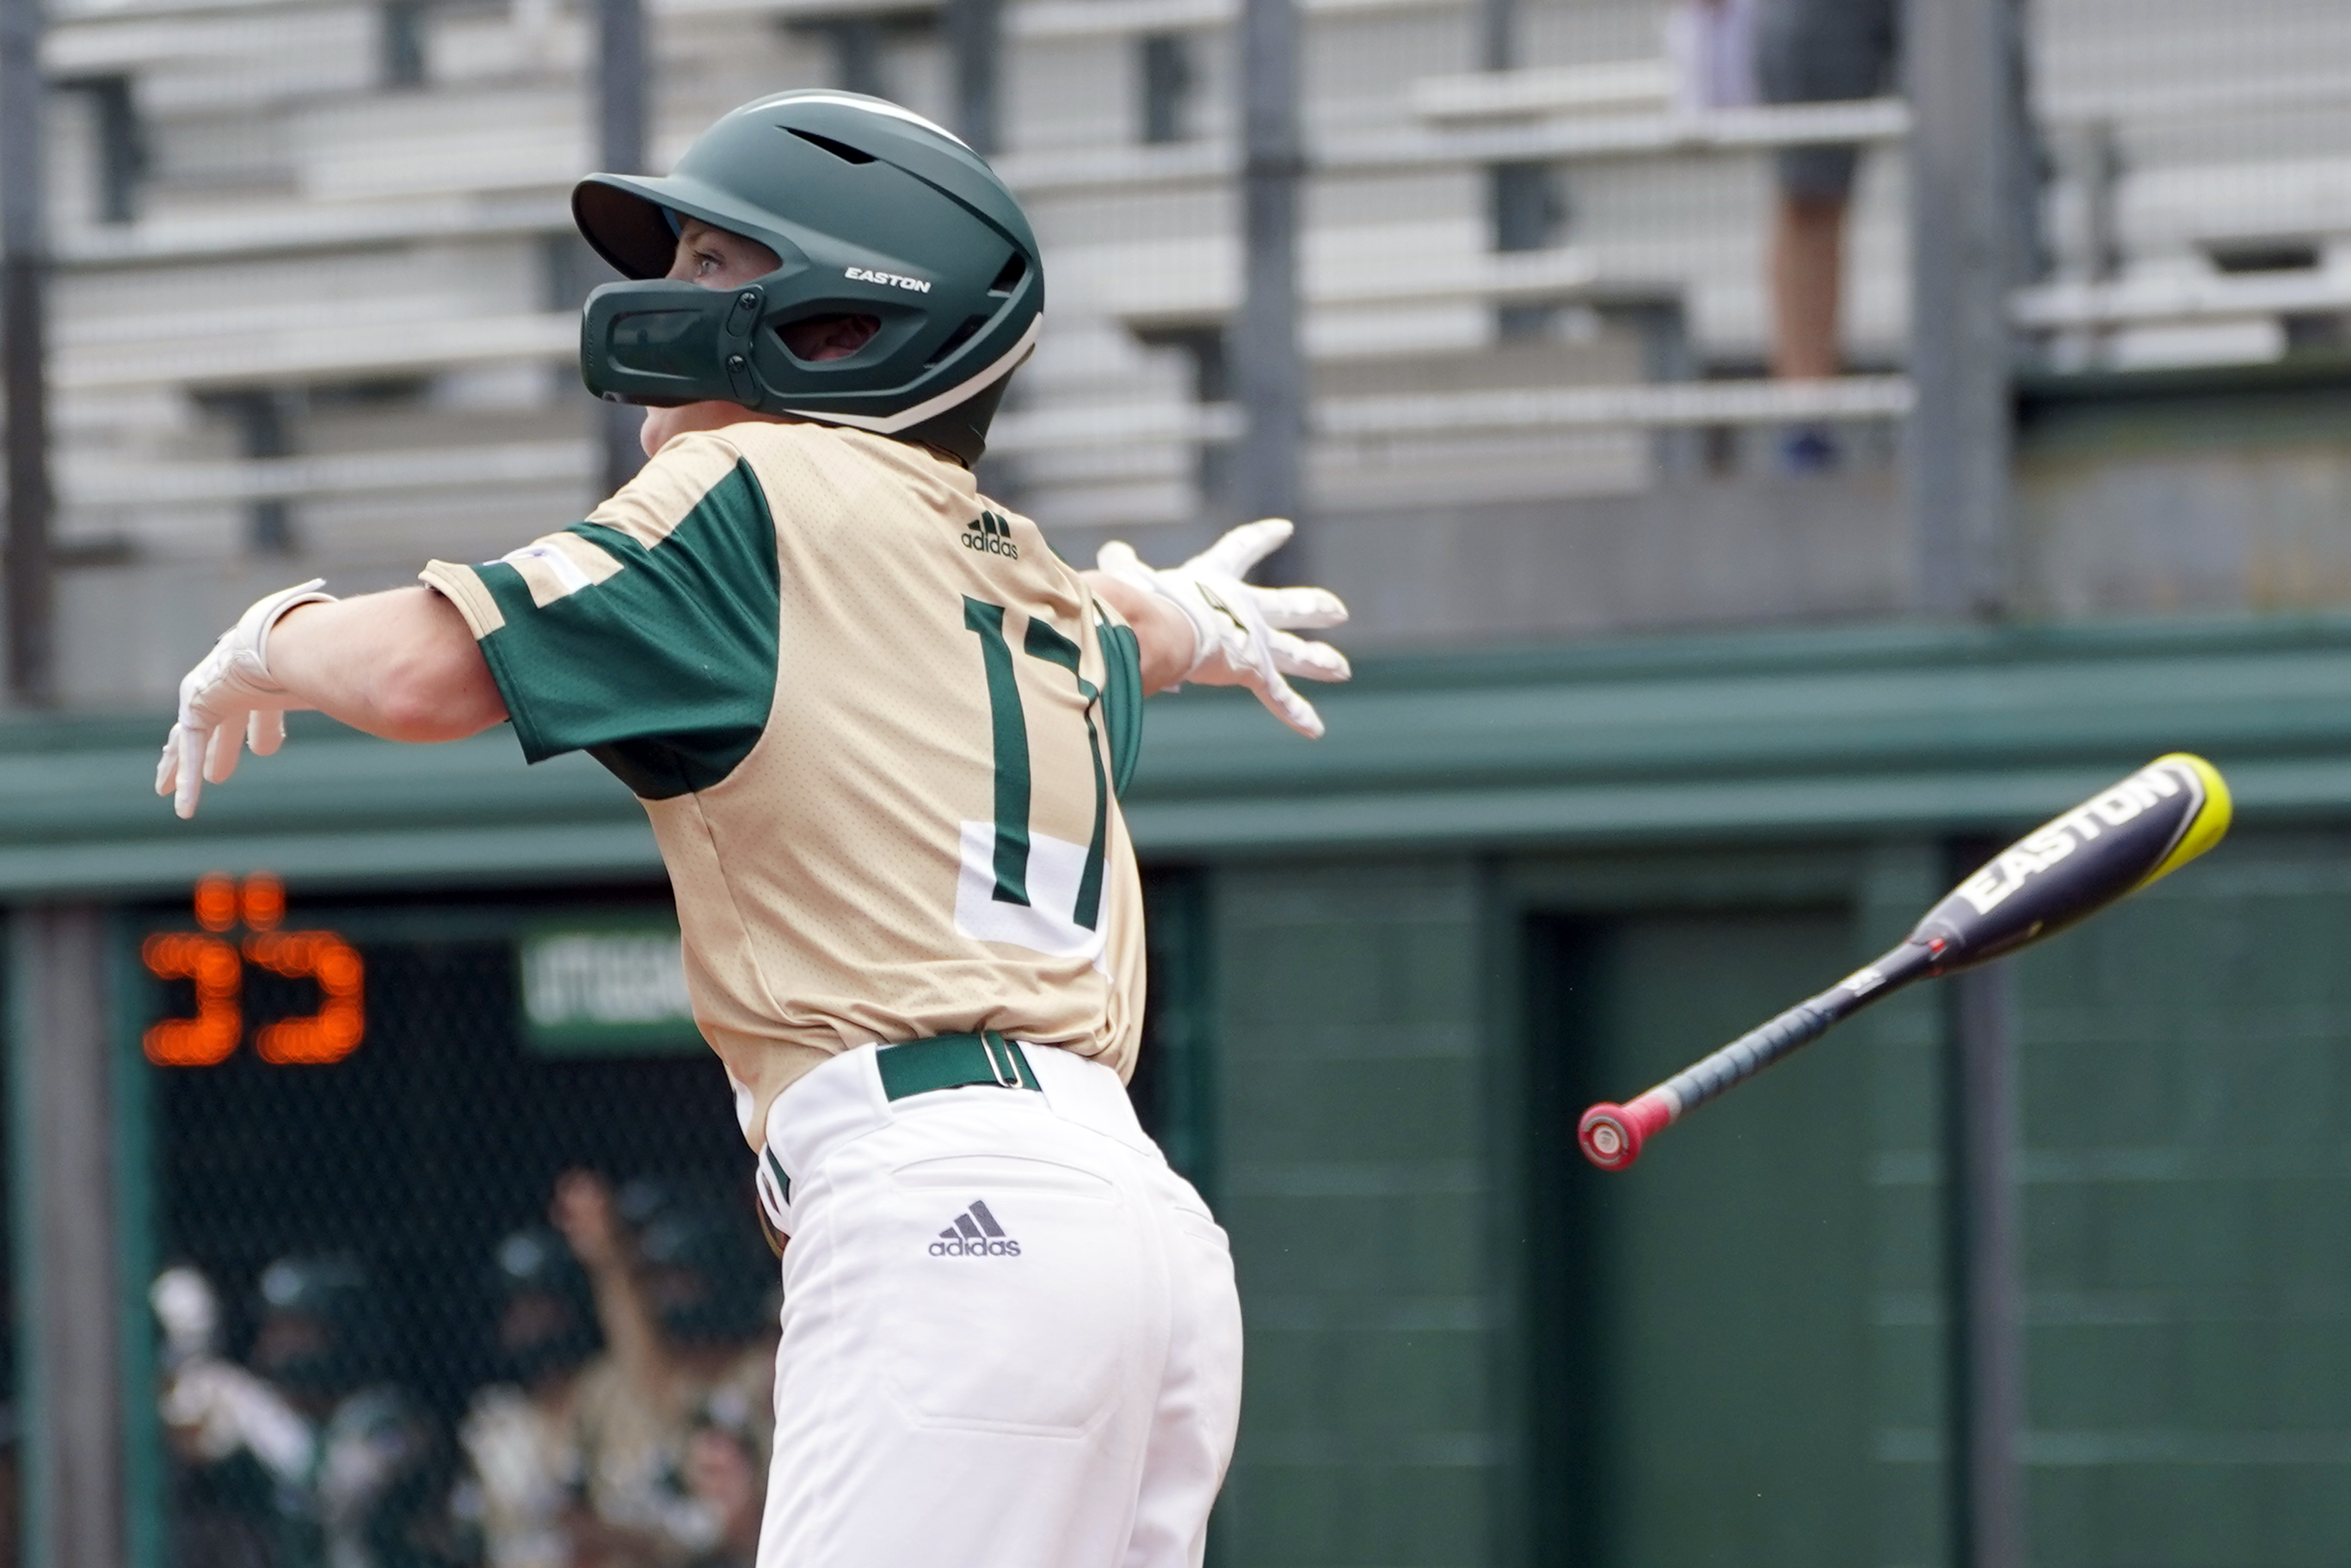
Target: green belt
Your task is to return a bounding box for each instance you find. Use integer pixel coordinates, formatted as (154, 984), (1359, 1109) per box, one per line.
(875, 1031), (1041, 1101)
(760, 1034), (1041, 1239)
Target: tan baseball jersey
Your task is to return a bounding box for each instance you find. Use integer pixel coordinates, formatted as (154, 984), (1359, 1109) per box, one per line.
(422, 422), (1147, 1146)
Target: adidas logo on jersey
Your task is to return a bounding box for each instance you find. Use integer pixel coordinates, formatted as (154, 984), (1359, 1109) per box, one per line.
(929, 1199), (1021, 1257)
(961, 510), (1020, 560)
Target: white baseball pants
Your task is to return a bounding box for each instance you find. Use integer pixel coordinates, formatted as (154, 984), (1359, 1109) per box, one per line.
(753, 1042), (1243, 1568)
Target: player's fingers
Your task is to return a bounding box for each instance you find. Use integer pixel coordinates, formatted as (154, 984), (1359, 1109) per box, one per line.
(247, 708), (286, 758)
(156, 725), (184, 797)
(1268, 629), (1352, 683)
(174, 725), (208, 819)
(202, 715), (245, 785)
(1250, 585), (1349, 629)
(1245, 665), (1326, 739)
(1194, 517), (1292, 579)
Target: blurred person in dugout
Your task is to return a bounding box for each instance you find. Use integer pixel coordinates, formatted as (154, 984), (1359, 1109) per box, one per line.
(153, 1255), (453, 1568)
(451, 1225), (597, 1568)
(544, 1170), (776, 1568)
(1672, 0), (1897, 471)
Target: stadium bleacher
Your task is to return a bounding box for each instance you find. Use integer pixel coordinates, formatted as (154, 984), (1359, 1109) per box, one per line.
(35, 0), (2351, 698)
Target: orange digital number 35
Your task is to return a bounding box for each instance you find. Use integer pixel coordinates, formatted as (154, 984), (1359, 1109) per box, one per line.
(143, 874), (365, 1067)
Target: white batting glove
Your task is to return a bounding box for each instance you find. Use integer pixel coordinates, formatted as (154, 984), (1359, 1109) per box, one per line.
(1095, 518), (1350, 739)
(156, 579), (336, 820)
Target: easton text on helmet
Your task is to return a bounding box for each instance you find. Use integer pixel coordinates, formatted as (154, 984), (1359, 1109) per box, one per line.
(846, 267), (933, 292)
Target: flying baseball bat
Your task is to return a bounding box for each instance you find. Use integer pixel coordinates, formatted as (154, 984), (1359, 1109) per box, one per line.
(1576, 753), (2232, 1171)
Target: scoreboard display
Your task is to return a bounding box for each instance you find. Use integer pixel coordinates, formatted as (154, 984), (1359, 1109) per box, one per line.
(143, 874), (365, 1066)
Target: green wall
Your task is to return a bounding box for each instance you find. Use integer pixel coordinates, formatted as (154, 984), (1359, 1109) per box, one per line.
(1212, 860), (1499, 1567)
(1527, 906), (1872, 1568)
(1203, 831), (2351, 1568)
(2011, 830), (2351, 1566)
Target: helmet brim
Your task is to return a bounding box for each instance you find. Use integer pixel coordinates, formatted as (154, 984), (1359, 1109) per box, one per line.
(574, 171), (806, 281)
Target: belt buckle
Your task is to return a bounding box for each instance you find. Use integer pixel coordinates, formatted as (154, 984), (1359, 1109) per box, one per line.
(977, 1031), (1021, 1089)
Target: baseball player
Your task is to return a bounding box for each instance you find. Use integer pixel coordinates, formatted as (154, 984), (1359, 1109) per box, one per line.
(158, 90), (1350, 1568)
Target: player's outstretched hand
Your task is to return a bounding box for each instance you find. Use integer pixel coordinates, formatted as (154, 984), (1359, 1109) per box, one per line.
(1095, 519), (1350, 738)
(155, 579), (336, 820)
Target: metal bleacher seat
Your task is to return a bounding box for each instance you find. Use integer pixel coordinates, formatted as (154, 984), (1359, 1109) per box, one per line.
(2017, 0), (2351, 363)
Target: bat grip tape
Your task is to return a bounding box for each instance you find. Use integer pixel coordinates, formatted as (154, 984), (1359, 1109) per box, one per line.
(1653, 991), (1842, 1121)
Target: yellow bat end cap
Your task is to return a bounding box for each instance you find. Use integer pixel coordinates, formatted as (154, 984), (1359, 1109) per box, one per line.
(2140, 752), (2231, 888)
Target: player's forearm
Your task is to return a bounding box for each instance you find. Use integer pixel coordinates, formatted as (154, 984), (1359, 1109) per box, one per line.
(1081, 570), (1196, 692)
(583, 1258), (676, 1405)
(267, 588), (509, 743)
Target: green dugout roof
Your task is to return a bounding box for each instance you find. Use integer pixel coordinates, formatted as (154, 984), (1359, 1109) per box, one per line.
(10, 610), (2351, 897)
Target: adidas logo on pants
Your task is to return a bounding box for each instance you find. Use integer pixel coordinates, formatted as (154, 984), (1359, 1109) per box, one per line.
(930, 1198), (1023, 1256)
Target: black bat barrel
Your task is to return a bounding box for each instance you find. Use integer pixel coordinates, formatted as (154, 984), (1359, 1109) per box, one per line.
(1909, 754), (2226, 970)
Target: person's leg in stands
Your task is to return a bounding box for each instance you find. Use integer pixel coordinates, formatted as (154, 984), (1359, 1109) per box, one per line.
(1754, 0), (1898, 470)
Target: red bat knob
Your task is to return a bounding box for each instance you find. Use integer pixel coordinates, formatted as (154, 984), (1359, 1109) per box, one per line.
(1578, 1093), (1675, 1171)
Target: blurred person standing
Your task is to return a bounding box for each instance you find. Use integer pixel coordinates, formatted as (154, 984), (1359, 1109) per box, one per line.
(554, 1173), (773, 1568)
(1754, 0), (1897, 469)
(158, 1256), (454, 1568)
(154, 1264), (284, 1568)
(1665, 0), (1757, 116)
(615, 1178), (777, 1410)
(452, 1228), (598, 1568)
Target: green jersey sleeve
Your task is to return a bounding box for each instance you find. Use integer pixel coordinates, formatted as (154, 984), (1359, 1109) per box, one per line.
(420, 437), (780, 800)
(1093, 606), (1144, 799)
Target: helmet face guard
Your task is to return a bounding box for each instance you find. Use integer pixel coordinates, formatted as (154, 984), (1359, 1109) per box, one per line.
(579, 273), (1042, 425)
(573, 91), (1045, 465)
(581, 279), (764, 410)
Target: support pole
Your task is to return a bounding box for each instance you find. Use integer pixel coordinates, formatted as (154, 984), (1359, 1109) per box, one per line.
(1903, 0), (2020, 618)
(0, 0), (52, 705)
(11, 906), (126, 1568)
(1230, 0), (1304, 552)
(1940, 839), (2026, 1568)
(943, 0), (1000, 156)
(595, 0), (649, 496)
(1477, 0), (1513, 72)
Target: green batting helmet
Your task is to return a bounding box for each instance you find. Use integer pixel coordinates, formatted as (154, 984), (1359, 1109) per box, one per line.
(572, 90), (1044, 466)
(254, 1252), (385, 1393)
